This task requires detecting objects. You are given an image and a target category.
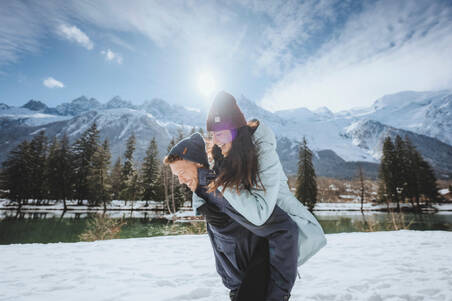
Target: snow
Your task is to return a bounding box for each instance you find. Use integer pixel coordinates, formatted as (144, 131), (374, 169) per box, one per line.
(2, 199), (452, 213)
(1, 230), (451, 300)
(439, 188), (450, 195)
(0, 107), (71, 126)
(0, 199), (166, 211)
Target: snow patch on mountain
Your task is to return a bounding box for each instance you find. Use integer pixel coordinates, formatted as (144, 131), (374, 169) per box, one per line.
(0, 106), (71, 126)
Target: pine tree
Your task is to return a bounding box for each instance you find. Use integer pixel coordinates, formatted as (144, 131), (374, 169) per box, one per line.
(378, 136), (397, 209)
(46, 137), (60, 202)
(57, 134), (74, 210)
(89, 139), (112, 208)
(295, 136), (317, 211)
(29, 131), (48, 204)
(394, 135), (411, 207)
(404, 137), (439, 207)
(142, 138), (163, 204)
(46, 133), (75, 210)
(110, 158), (122, 201)
(129, 164), (143, 209)
(72, 122), (100, 204)
(404, 137), (420, 209)
(120, 133), (137, 202)
(418, 157), (440, 205)
(1, 141), (32, 208)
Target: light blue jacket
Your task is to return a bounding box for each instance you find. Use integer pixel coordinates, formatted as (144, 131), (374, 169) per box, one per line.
(193, 120), (327, 266)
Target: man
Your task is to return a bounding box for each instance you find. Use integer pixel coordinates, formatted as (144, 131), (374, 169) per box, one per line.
(164, 132), (270, 300)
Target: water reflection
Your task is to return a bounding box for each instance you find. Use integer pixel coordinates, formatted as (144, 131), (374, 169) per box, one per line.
(1, 209), (451, 245)
(0, 209), (167, 220)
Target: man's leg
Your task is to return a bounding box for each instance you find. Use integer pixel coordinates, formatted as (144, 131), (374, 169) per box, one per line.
(235, 238), (270, 301)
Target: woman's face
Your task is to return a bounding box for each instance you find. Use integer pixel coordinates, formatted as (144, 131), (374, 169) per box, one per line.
(211, 129), (233, 157)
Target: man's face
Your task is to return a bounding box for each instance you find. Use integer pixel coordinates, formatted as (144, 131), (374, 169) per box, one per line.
(169, 160), (199, 192)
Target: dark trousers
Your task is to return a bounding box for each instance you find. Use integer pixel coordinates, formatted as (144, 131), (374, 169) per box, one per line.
(235, 238), (270, 301)
(207, 222), (270, 300)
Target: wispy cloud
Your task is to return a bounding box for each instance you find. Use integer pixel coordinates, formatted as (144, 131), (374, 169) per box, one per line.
(0, 1), (46, 67)
(57, 24), (93, 50)
(101, 49), (123, 64)
(239, 0), (349, 77)
(43, 77), (64, 88)
(68, 1), (247, 63)
(259, 0), (452, 112)
(106, 34), (135, 52)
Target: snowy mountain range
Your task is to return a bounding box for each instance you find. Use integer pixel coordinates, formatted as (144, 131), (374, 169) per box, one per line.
(1, 90), (452, 179)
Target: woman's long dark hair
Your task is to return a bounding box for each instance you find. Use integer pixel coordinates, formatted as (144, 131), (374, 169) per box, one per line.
(208, 119), (265, 194)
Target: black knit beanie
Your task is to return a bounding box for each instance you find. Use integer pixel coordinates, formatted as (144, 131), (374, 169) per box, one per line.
(167, 132), (209, 168)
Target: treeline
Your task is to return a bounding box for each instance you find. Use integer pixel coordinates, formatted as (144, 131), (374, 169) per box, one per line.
(377, 135), (440, 210)
(293, 134), (442, 212)
(0, 122), (197, 213)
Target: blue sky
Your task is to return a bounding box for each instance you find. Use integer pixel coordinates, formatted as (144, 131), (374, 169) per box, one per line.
(1, 0), (452, 112)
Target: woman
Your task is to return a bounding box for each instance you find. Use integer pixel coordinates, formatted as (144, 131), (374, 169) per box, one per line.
(192, 91), (327, 300)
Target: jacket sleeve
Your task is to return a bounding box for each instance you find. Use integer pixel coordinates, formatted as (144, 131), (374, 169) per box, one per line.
(219, 135), (281, 226)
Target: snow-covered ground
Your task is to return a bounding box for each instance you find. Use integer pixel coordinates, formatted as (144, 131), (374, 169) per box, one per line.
(1, 230), (451, 301)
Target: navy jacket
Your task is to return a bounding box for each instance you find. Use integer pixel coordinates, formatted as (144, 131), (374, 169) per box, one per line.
(196, 168), (299, 301)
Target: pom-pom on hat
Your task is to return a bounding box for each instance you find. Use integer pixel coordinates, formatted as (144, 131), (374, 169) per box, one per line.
(167, 132), (209, 168)
(207, 91), (247, 132)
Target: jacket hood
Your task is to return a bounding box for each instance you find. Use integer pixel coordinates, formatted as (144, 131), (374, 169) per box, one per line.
(252, 120), (277, 149)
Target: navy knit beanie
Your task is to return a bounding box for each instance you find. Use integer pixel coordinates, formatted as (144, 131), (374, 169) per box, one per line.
(167, 132), (209, 168)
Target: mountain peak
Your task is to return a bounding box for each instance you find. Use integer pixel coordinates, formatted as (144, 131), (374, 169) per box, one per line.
(0, 103), (10, 110)
(314, 106), (333, 116)
(21, 99), (48, 111)
(55, 96), (101, 116)
(105, 96), (136, 109)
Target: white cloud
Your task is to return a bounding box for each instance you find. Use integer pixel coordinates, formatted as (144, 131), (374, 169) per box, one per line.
(259, 0), (452, 112)
(43, 77), (64, 88)
(101, 49), (123, 64)
(57, 24), (93, 50)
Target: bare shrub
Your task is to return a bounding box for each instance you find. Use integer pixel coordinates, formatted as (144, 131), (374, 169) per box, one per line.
(162, 221), (207, 235)
(79, 213), (127, 242)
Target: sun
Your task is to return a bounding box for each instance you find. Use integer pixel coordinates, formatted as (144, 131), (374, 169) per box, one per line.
(197, 72), (216, 97)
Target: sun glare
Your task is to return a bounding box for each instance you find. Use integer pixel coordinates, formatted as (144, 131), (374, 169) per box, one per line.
(197, 72), (216, 97)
